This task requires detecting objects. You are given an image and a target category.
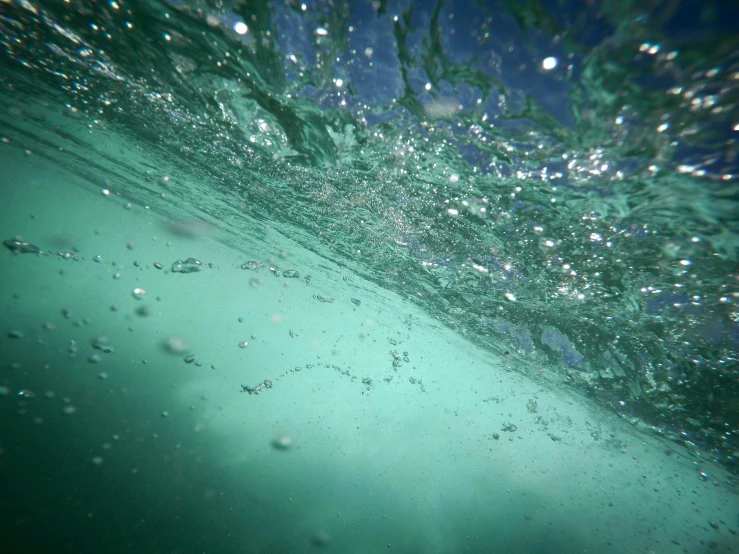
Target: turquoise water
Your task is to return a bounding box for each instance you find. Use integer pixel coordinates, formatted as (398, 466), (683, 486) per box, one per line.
(1, 0), (738, 552)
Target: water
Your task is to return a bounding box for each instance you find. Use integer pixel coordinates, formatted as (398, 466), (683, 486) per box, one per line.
(1, 0), (738, 552)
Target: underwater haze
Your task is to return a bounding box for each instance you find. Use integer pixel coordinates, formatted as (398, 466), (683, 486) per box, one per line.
(1, 0), (738, 552)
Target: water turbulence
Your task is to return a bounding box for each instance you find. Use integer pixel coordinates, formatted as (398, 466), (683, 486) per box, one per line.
(0, 0), (738, 552)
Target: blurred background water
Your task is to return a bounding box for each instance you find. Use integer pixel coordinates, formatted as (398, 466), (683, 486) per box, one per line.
(1, 0), (738, 552)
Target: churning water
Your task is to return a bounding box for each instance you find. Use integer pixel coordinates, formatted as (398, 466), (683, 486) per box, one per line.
(1, 0), (738, 552)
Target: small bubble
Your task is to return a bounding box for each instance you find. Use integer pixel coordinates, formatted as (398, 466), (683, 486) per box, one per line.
(163, 336), (188, 354)
(238, 341), (249, 348)
(272, 435), (293, 450)
(311, 529), (331, 547)
(161, 411), (169, 418)
(91, 336), (114, 353)
(132, 288), (146, 300)
(171, 258), (205, 273)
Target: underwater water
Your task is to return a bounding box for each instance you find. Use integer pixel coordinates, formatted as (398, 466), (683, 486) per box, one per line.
(1, 0), (738, 552)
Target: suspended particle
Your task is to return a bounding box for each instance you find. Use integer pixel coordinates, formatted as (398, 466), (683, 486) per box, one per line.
(238, 341), (249, 348)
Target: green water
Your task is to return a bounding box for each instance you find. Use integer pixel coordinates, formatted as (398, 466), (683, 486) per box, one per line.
(1, 0), (738, 552)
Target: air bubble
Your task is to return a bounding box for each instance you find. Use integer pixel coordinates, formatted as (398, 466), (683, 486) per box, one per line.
(132, 288), (146, 300)
(171, 258), (205, 273)
(163, 336), (188, 354)
(272, 435), (293, 450)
